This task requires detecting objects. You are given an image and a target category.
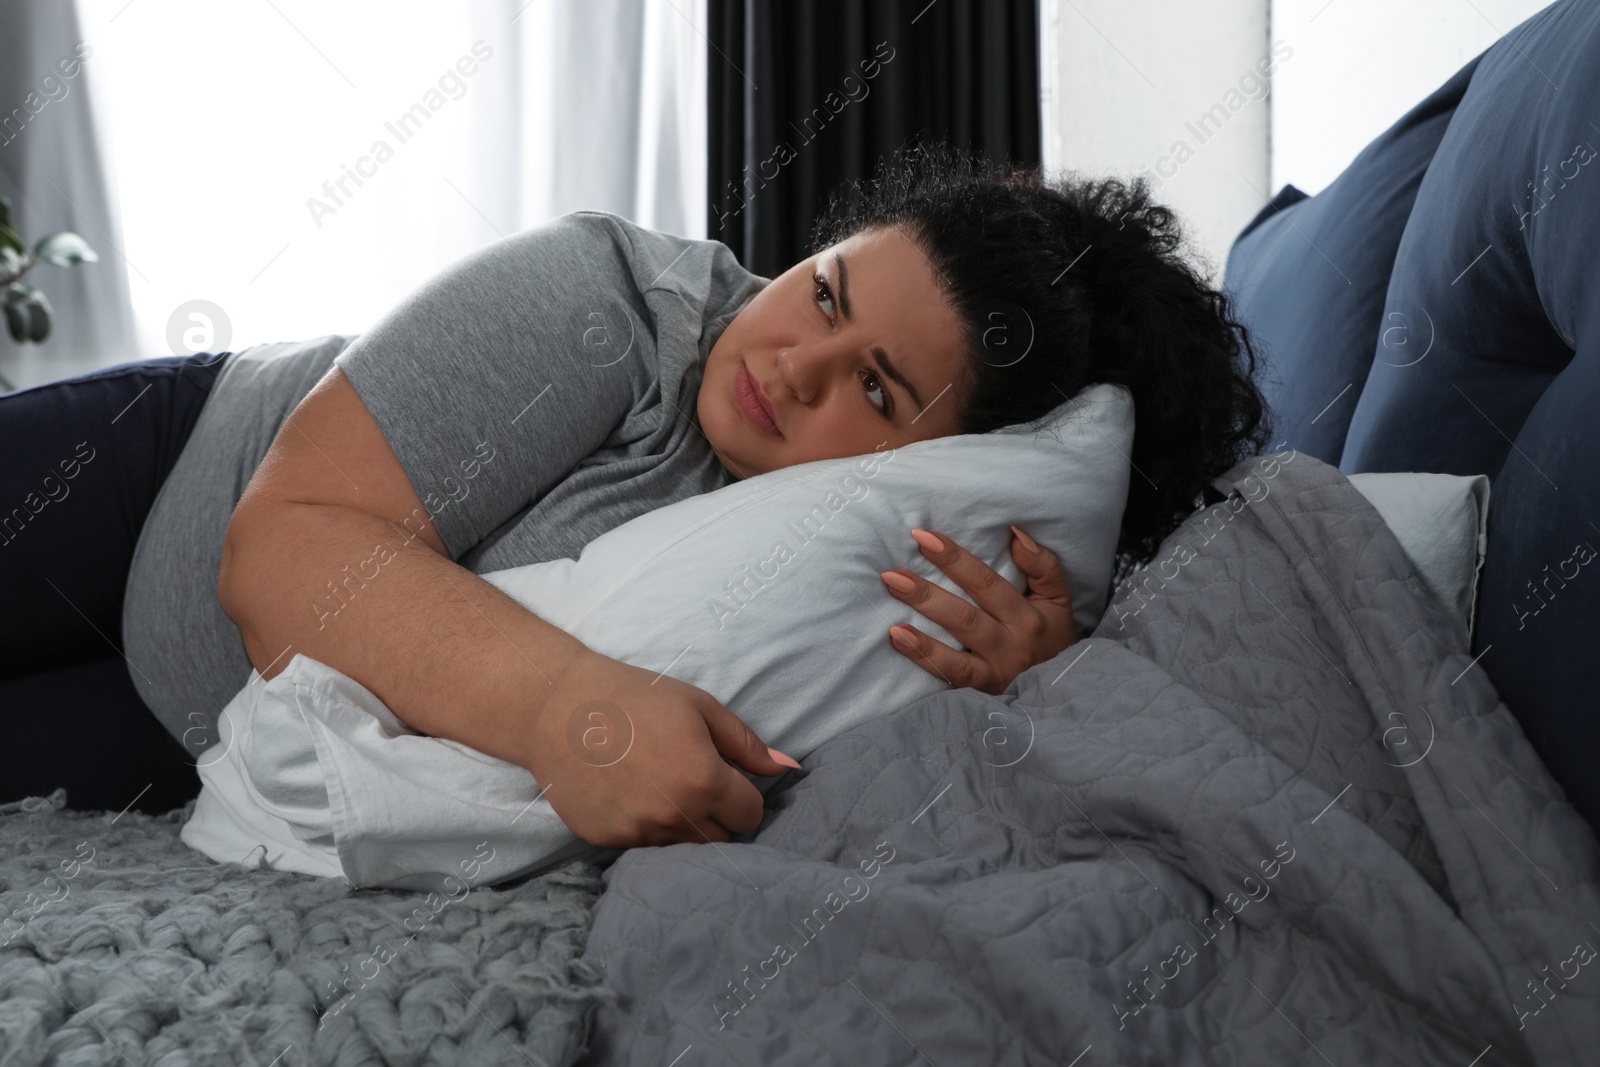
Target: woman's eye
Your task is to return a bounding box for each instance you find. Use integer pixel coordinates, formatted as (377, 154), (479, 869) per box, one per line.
(813, 272), (835, 319)
(861, 369), (892, 418)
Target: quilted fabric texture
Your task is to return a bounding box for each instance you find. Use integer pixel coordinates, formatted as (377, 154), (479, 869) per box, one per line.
(576, 453), (1600, 1066)
(0, 793), (610, 1067)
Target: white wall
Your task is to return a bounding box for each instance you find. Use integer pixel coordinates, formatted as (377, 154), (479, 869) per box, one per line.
(1039, 0), (1554, 273)
(1039, 0), (1273, 280)
(1270, 0), (1553, 195)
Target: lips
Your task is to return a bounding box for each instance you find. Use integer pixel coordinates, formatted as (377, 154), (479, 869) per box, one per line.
(735, 360), (782, 437)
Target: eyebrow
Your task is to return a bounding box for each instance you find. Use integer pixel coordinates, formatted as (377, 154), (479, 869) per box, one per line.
(834, 251), (926, 413)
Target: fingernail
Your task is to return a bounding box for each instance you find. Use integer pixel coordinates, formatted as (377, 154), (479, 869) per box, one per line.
(1010, 524), (1039, 551)
(889, 625), (916, 646)
(768, 746), (803, 770)
(880, 570), (916, 594)
(910, 528), (944, 553)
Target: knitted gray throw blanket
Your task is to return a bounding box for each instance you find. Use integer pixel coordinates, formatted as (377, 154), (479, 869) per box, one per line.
(0, 792), (613, 1066)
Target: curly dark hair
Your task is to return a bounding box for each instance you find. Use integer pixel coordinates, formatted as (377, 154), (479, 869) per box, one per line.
(809, 140), (1272, 578)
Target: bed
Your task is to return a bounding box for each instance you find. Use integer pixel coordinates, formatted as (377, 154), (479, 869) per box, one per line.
(4, 3), (1598, 1064)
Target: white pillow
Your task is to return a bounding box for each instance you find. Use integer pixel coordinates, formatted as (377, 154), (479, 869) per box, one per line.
(1347, 471), (1490, 644)
(182, 383), (1134, 889)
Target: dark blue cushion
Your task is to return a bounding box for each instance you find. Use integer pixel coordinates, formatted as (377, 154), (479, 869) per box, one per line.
(1223, 55), (1481, 463)
(1340, 0), (1600, 826)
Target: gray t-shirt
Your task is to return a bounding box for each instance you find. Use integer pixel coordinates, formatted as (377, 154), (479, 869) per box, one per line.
(122, 210), (769, 750)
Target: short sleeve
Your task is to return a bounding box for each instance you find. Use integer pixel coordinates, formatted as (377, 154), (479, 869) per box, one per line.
(333, 213), (650, 560)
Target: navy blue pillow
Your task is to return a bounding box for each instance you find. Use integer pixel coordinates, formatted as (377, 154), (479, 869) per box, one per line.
(1341, 0), (1600, 827)
(1223, 55), (1482, 463)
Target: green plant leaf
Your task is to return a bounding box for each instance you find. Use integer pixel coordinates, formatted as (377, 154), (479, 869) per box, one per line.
(3, 288), (52, 344)
(3, 282), (32, 306)
(0, 246), (22, 281)
(34, 231), (98, 267)
(4, 302), (28, 343)
(26, 293), (52, 342)
(0, 199), (19, 255)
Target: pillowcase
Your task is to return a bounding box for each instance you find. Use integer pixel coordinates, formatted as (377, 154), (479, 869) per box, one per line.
(1331, 0), (1600, 832)
(181, 383), (1135, 889)
(1221, 52), (1480, 464)
(1347, 472), (1490, 645)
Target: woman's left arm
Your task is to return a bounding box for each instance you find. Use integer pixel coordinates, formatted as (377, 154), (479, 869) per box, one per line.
(879, 525), (1077, 694)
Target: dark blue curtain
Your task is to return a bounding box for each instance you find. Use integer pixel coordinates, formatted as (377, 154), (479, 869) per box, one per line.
(707, 0), (1040, 278)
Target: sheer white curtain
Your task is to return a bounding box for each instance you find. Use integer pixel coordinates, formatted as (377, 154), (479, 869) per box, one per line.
(0, 0), (138, 390)
(67, 0), (705, 364)
(519, 0), (708, 235)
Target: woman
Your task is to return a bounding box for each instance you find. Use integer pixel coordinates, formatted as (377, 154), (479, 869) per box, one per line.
(0, 142), (1268, 847)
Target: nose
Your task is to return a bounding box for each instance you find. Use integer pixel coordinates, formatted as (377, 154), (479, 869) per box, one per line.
(776, 341), (846, 406)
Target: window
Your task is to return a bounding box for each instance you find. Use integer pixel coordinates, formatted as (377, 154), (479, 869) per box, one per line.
(76, 0), (705, 356)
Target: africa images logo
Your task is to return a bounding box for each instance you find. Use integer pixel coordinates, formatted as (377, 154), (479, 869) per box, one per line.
(305, 41), (495, 228)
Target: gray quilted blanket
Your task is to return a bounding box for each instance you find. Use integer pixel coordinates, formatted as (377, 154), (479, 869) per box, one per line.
(576, 453), (1600, 1066)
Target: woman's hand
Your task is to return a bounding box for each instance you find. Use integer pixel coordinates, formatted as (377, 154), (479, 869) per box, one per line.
(879, 525), (1077, 695)
(527, 649), (802, 850)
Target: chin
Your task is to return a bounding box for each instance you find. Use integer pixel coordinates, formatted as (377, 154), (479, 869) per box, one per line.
(719, 429), (770, 480)
(698, 384), (752, 479)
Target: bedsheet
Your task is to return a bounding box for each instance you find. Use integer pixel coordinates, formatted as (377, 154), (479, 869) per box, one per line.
(575, 452), (1600, 1065)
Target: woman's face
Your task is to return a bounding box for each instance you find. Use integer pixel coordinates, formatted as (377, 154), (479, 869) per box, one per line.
(698, 225), (971, 479)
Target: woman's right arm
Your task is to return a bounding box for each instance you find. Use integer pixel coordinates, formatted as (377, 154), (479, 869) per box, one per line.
(216, 367), (793, 849)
